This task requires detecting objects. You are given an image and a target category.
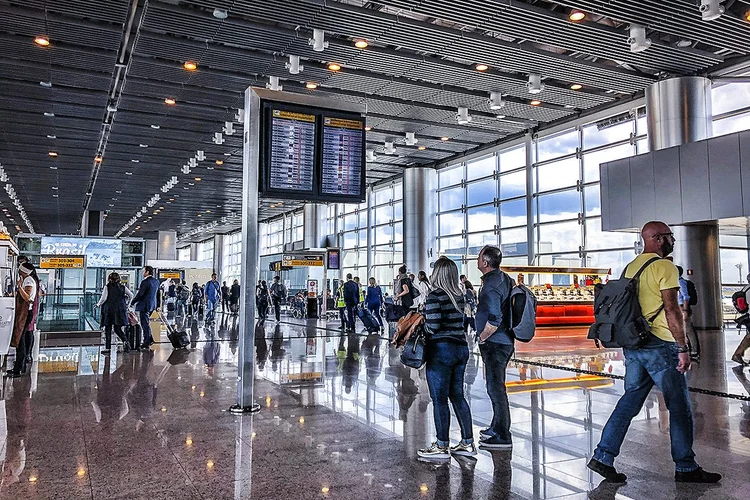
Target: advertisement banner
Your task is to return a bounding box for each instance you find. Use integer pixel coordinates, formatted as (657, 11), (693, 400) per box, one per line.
(41, 237), (122, 268)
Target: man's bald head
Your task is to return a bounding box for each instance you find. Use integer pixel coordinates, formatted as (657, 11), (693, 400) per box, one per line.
(641, 220), (674, 256)
(641, 221), (670, 240)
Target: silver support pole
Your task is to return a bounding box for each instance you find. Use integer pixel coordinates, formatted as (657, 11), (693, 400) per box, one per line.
(403, 167), (437, 273)
(366, 185), (373, 277)
(230, 87), (261, 414)
(525, 132), (535, 266)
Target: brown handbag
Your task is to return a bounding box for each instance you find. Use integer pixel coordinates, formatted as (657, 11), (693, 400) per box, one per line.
(391, 311), (425, 347)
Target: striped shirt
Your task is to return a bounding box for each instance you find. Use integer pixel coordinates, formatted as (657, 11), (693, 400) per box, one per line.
(423, 288), (466, 344)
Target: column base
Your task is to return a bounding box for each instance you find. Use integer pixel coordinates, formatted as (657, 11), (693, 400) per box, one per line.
(228, 403), (261, 414)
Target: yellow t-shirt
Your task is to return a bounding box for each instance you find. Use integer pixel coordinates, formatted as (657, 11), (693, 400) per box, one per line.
(623, 253), (679, 342)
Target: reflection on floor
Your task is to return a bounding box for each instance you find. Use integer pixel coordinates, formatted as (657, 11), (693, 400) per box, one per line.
(0, 313), (749, 499)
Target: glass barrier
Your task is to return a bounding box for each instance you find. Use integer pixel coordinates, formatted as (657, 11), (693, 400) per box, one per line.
(36, 292), (101, 332)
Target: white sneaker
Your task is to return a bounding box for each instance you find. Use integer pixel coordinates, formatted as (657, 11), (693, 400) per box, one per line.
(417, 442), (450, 460)
(450, 442), (477, 457)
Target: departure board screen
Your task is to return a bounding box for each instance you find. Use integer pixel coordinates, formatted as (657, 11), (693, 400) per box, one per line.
(321, 117), (364, 196)
(268, 109), (316, 192)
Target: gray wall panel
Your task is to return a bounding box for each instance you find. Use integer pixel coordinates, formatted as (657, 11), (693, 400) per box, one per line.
(740, 130), (750, 216)
(679, 141), (711, 221)
(600, 162), (610, 230)
(629, 154), (655, 227)
(652, 147), (682, 224)
(607, 158), (633, 230)
(708, 134), (742, 219)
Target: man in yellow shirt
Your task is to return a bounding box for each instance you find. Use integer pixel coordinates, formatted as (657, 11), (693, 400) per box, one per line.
(588, 221), (721, 484)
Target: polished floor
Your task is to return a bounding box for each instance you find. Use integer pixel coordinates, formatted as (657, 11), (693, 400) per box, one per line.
(0, 311), (749, 499)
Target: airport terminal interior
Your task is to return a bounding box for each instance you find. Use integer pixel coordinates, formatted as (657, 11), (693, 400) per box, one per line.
(2, 0), (750, 499)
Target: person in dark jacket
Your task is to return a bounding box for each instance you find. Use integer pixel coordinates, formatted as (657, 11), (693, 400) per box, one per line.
(97, 272), (133, 354)
(342, 274), (360, 332)
(221, 281), (230, 312)
(130, 266), (160, 349)
(230, 279), (241, 315)
(365, 277), (384, 331)
(417, 256), (475, 460)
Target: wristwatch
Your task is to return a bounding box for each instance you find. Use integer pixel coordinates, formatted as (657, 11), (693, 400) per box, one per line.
(676, 344), (690, 353)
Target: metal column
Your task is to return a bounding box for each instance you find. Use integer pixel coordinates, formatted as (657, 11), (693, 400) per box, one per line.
(366, 185), (373, 277)
(302, 203), (326, 249)
(230, 87), (262, 414)
(157, 230), (177, 260)
(645, 76), (721, 329)
(213, 234), (224, 277)
(403, 167), (437, 274)
(524, 132), (535, 266)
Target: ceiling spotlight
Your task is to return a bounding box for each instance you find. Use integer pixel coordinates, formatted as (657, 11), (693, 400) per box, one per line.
(699, 0), (724, 21)
(34, 36), (50, 47)
(150, 124), (160, 129)
(305, 82), (318, 90)
(364, 126), (372, 131)
(266, 75), (282, 91)
(48, 151), (58, 157)
(215, 160), (224, 165)
(384, 141), (396, 155)
(94, 156), (103, 163)
(194, 177), (202, 181)
(488, 91), (505, 110)
(213, 132), (225, 145)
(354, 39), (368, 49)
(746, 10), (750, 21)
(417, 145), (426, 151)
(213, 8), (228, 19)
(43, 112), (55, 117)
(570, 84), (583, 90)
(196, 150), (205, 161)
(456, 107), (472, 125)
(627, 23), (651, 53)
(286, 55), (303, 75)
(440, 136), (449, 141)
(569, 10), (586, 21)
(139, 144), (149, 148)
(47, 134), (56, 139)
(328, 63), (341, 72)
(405, 132), (418, 146)
(475, 63), (489, 72)
(675, 39), (692, 48)
(39, 81), (52, 88)
(183, 61), (197, 71)
(164, 97), (176, 105)
(223, 122), (234, 135)
(496, 115), (506, 119)
(527, 73), (544, 94)
(309, 28), (329, 52)
(366, 149), (376, 162)
(530, 99), (542, 106)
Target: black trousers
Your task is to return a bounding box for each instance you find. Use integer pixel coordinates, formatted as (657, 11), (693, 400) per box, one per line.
(104, 324), (128, 350)
(12, 314), (33, 375)
(272, 297), (281, 320)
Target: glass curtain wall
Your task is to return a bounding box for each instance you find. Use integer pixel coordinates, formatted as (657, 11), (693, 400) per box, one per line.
(221, 231), (242, 283)
(197, 238), (214, 262)
(177, 246), (190, 261)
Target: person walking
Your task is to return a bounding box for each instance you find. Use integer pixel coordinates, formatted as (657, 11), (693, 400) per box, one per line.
(97, 272), (133, 354)
(731, 274), (750, 365)
(587, 221), (721, 484)
(130, 266), (159, 349)
(230, 279), (241, 315)
(414, 271), (431, 311)
(221, 281), (230, 313)
(365, 277), (385, 332)
(176, 280), (189, 316)
(475, 245), (515, 449)
(676, 266), (700, 360)
(7, 262), (40, 378)
(257, 280), (269, 320)
(336, 281), (347, 330)
(394, 265), (415, 316)
(417, 256), (476, 459)
(270, 276), (286, 322)
(190, 282), (203, 317)
(204, 273), (221, 323)
(463, 280), (477, 335)
(343, 274), (360, 332)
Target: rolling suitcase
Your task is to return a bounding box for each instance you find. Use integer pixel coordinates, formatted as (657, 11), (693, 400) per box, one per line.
(357, 305), (380, 333)
(127, 324), (141, 350)
(159, 312), (190, 349)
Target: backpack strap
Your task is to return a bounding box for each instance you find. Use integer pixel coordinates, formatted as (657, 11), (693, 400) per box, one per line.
(629, 256), (663, 280)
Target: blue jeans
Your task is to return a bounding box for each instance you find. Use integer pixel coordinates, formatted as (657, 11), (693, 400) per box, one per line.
(367, 303), (383, 328)
(593, 336), (698, 472)
(479, 342), (514, 443)
(206, 299), (218, 321)
(425, 341), (473, 446)
(140, 310), (153, 345)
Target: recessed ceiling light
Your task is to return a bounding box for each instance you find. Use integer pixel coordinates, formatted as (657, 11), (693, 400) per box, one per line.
(49, 166), (57, 170)
(328, 63), (341, 71)
(530, 99), (542, 106)
(34, 36), (50, 47)
(746, 10), (750, 21)
(206, 210), (211, 213)
(496, 115), (506, 119)
(475, 63), (489, 71)
(197, 214), (202, 217)
(569, 10), (586, 21)
(94, 156), (103, 163)
(183, 61), (197, 71)
(213, 8), (228, 19)
(47, 134), (56, 139)
(570, 84), (583, 90)
(48, 151), (58, 157)
(440, 136), (449, 141)
(305, 82), (318, 90)
(354, 40), (368, 49)
(364, 126), (372, 131)
(194, 177), (201, 181)
(417, 146), (426, 151)
(150, 124), (160, 129)
(44, 112), (54, 117)
(169, 198), (174, 201)
(164, 97), (176, 105)
(148, 216), (152, 219)
(224, 152), (231, 156)
(565, 104), (575, 109)
(52, 194), (58, 198)
(139, 144), (148, 148)
(131, 159), (139, 163)
(51, 186), (58, 190)
(125, 171), (133, 175)
(676, 39), (692, 48)
(39, 81), (52, 88)
(215, 160), (224, 165)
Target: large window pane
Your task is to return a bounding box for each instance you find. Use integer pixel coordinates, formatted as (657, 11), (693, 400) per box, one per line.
(374, 205), (392, 225)
(499, 146), (525, 173)
(439, 165), (463, 188)
(375, 225), (393, 245)
(439, 187), (463, 211)
(585, 250), (635, 277)
(439, 236), (464, 256)
(500, 227), (528, 247)
(714, 112), (750, 136)
(538, 220), (581, 253)
(585, 219), (637, 250)
(358, 210), (368, 227)
(467, 155), (496, 180)
(343, 213), (357, 231)
(468, 231), (497, 250)
(500, 198), (527, 228)
(536, 157), (579, 192)
(582, 143), (634, 183)
(537, 189), (580, 223)
(720, 234), (748, 247)
(713, 83), (750, 115)
(343, 231), (356, 249)
(584, 184), (601, 216)
(375, 187), (392, 205)
(720, 248), (750, 284)
(536, 252), (582, 273)
(537, 129), (578, 163)
(467, 178), (496, 206)
(439, 211), (464, 236)
(394, 201), (403, 221)
(394, 222), (403, 242)
(500, 171), (526, 199)
(582, 120), (633, 150)
(467, 205), (496, 233)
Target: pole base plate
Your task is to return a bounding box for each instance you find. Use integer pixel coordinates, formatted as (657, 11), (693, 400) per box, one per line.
(228, 403), (261, 414)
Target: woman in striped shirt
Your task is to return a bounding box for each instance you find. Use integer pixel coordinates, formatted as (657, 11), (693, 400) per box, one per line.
(417, 256), (476, 460)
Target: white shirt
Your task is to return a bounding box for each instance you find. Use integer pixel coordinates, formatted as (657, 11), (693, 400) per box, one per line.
(22, 276), (37, 310)
(96, 285), (134, 307)
(415, 280), (430, 308)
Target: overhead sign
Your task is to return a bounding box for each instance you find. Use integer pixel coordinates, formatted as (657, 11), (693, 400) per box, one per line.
(40, 256), (85, 269)
(41, 236), (122, 267)
(267, 109), (316, 193)
(282, 254), (324, 267)
(326, 248), (340, 270)
(159, 271), (181, 279)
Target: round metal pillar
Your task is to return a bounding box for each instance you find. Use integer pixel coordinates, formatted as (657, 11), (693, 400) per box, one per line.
(303, 203), (327, 249)
(403, 167), (436, 274)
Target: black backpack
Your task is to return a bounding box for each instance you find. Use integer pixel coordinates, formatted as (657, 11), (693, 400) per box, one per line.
(587, 257), (663, 349)
(685, 279), (698, 307)
(408, 279), (420, 300)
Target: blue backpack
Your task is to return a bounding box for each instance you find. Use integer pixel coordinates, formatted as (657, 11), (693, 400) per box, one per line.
(508, 282), (537, 342)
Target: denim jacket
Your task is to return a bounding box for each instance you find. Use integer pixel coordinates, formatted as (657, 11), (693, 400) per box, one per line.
(475, 269), (513, 345)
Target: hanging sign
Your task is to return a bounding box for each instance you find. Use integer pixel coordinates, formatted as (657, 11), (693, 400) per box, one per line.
(282, 254), (324, 267)
(40, 256), (85, 269)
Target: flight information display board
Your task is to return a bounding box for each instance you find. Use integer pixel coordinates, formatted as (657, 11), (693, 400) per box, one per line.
(260, 101), (366, 202)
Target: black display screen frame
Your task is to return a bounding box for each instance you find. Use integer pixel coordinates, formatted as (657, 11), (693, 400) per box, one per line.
(259, 100), (367, 203)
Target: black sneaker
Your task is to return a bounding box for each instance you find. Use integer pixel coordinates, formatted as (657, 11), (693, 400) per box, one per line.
(674, 467), (721, 483)
(478, 436), (512, 450)
(587, 458), (627, 483)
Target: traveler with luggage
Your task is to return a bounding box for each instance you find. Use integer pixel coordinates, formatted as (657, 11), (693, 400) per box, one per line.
(414, 271), (431, 311)
(417, 256), (476, 459)
(394, 265), (417, 316)
(587, 221), (720, 484)
(130, 266), (160, 349)
(463, 280), (477, 334)
(96, 272), (133, 354)
(204, 273), (221, 323)
(230, 279), (241, 315)
(343, 274), (360, 332)
(731, 273), (750, 365)
(270, 276), (287, 321)
(8, 262), (41, 378)
(475, 245), (515, 450)
(176, 280), (189, 316)
(221, 281), (230, 313)
(190, 282), (203, 317)
(365, 277), (385, 331)
(676, 266), (700, 360)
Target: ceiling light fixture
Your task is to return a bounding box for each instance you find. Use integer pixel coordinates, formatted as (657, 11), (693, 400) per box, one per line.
(417, 145), (426, 151)
(456, 107), (472, 125)
(43, 112), (54, 117)
(213, 8), (228, 19)
(215, 160), (224, 165)
(47, 134), (56, 139)
(305, 82), (318, 90)
(266, 75), (283, 91)
(569, 10), (586, 21)
(194, 177), (201, 181)
(527, 73), (544, 94)
(570, 84), (583, 90)
(94, 156), (103, 163)
(139, 144), (148, 148)
(150, 124), (160, 129)
(440, 136), (449, 141)
(475, 63), (489, 72)
(309, 28), (329, 52)
(39, 81), (52, 88)
(405, 132), (418, 146)
(354, 39), (368, 49)
(34, 36), (50, 47)
(675, 39), (692, 48)
(384, 141), (396, 155)
(364, 126), (372, 132)
(183, 61), (197, 71)
(488, 91), (505, 110)
(48, 151), (58, 157)
(366, 149), (376, 162)
(746, 11), (750, 21)
(328, 63), (341, 72)
(164, 97), (176, 105)
(627, 23), (651, 52)
(286, 54), (303, 74)
(530, 99), (542, 106)
(699, 0), (724, 21)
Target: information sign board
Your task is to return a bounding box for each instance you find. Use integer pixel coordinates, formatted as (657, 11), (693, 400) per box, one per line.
(40, 256), (85, 269)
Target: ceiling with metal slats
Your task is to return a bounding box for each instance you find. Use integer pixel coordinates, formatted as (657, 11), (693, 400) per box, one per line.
(0, 0), (749, 242)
